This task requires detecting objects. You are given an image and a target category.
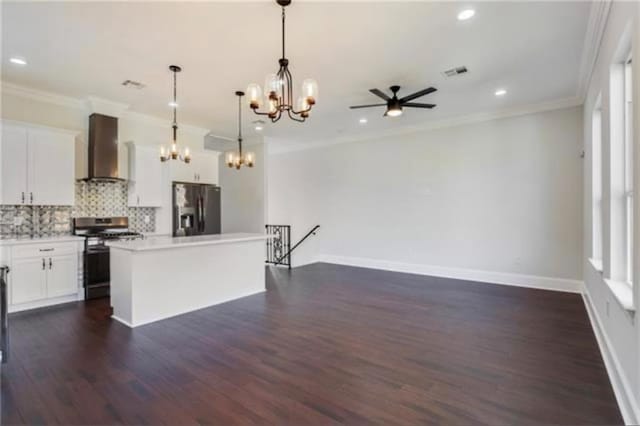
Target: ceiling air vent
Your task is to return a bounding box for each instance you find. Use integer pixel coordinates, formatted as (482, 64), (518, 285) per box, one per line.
(121, 80), (146, 89)
(442, 66), (468, 78)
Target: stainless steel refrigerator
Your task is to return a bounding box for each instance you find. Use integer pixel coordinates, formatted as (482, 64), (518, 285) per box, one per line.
(172, 183), (221, 237)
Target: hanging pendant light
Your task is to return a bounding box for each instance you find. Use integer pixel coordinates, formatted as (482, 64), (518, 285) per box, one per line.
(160, 65), (191, 163)
(246, 0), (317, 123)
(226, 91), (255, 170)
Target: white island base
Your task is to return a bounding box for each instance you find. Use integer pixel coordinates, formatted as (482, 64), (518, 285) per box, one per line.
(108, 233), (270, 327)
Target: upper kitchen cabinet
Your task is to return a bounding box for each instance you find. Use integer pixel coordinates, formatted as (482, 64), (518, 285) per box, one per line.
(127, 143), (162, 207)
(0, 121), (76, 206)
(169, 149), (219, 185)
(0, 123), (29, 205)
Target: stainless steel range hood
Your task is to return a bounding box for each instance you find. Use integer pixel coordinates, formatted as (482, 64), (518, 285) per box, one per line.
(85, 113), (124, 181)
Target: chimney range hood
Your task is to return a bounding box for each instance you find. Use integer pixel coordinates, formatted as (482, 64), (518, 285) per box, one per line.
(85, 113), (124, 181)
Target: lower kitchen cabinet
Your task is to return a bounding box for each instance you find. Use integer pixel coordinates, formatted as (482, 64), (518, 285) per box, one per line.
(46, 255), (78, 298)
(2, 239), (81, 311)
(10, 257), (47, 305)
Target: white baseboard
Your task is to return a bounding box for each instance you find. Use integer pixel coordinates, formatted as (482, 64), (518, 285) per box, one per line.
(582, 290), (640, 425)
(9, 292), (81, 313)
(316, 254), (583, 293)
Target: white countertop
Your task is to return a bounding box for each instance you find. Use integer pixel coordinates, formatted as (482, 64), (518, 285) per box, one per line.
(0, 236), (83, 246)
(107, 233), (271, 252)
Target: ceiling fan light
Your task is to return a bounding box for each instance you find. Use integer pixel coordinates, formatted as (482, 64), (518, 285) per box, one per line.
(386, 106), (403, 117)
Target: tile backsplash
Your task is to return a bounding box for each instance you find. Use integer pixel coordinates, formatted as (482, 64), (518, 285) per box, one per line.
(0, 181), (156, 239)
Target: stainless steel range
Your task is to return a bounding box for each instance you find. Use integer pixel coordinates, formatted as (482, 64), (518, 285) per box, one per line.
(73, 217), (144, 300)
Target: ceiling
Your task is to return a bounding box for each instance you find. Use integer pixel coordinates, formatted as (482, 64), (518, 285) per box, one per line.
(1, 1), (591, 143)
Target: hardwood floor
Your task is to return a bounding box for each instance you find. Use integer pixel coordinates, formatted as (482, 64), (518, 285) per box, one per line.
(2, 263), (622, 425)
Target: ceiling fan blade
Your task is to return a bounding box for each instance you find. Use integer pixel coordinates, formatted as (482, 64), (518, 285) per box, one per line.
(403, 102), (436, 109)
(369, 88), (391, 101)
(349, 103), (387, 109)
(399, 87), (437, 103)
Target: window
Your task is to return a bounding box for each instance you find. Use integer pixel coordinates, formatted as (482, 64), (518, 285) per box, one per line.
(623, 55), (633, 285)
(592, 101), (603, 265)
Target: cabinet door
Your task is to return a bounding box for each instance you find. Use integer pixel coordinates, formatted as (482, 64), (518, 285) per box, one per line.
(46, 254), (78, 298)
(129, 145), (162, 207)
(10, 257), (47, 304)
(0, 124), (28, 205)
(28, 128), (75, 206)
(192, 152), (219, 185)
(169, 158), (193, 183)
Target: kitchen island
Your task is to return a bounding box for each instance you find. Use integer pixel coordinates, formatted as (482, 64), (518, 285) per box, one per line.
(107, 233), (270, 327)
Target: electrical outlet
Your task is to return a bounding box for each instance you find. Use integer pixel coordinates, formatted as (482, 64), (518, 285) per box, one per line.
(144, 215), (150, 224)
(13, 217), (23, 226)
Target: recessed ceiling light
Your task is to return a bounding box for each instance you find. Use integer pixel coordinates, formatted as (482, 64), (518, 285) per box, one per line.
(495, 89), (507, 96)
(359, 118), (367, 124)
(255, 125), (263, 131)
(9, 57), (27, 66)
(168, 101), (178, 107)
(457, 9), (475, 21)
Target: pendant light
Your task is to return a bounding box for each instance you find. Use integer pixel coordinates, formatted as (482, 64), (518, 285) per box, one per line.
(160, 65), (191, 163)
(225, 91), (255, 170)
(246, 0), (317, 123)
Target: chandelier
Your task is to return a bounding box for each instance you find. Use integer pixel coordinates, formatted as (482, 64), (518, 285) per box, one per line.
(226, 91), (255, 169)
(246, 0), (317, 123)
(160, 65), (191, 163)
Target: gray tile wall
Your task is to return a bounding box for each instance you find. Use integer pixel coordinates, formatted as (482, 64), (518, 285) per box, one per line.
(0, 181), (156, 239)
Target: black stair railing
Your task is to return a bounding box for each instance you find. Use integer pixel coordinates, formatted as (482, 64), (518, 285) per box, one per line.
(265, 225), (320, 269)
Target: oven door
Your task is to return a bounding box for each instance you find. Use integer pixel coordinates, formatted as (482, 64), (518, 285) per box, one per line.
(84, 246), (110, 299)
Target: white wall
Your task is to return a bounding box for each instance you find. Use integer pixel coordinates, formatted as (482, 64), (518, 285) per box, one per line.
(268, 106), (584, 285)
(582, 1), (640, 423)
(219, 143), (266, 233)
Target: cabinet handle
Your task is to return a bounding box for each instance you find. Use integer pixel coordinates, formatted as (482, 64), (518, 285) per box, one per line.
(49, 258), (52, 270)
(137, 195), (140, 206)
(39, 248), (54, 252)
(30, 192), (33, 204)
(42, 258), (45, 270)
(21, 192), (25, 203)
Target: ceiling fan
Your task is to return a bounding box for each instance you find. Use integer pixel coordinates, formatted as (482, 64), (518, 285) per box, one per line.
(349, 85), (437, 117)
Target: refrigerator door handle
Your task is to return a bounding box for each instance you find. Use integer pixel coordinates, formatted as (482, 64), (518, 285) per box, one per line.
(198, 196), (204, 233)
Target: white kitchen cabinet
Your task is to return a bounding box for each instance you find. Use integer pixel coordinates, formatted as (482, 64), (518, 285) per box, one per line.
(169, 149), (219, 184)
(127, 143), (163, 207)
(0, 124), (28, 205)
(28, 128), (75, 206)
(0, 121), (76, 206)
(46, 254), (78, 298)
(3, 239), (81, 311)
(192, 152), (219, 185)
(10, 257), (47, 304)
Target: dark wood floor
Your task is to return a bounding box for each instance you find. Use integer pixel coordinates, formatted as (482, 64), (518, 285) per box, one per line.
(2, 263), (622, 425)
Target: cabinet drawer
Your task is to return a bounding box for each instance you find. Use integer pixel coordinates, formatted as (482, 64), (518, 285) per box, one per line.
(12, 242), (79, 260)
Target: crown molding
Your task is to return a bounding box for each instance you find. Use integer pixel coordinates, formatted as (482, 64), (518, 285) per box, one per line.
(2, 80), (212, 136)
(85, 96), (129, 117)
(577, 0), (612, 101)
(124, 111), (210, 137)
(269, 96), (583, 155)
(1, 81), (85, 109)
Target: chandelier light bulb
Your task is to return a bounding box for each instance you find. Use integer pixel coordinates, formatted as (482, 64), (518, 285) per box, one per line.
(302, 78), (318, 104)
(226, 152), (236, 168)
(265, 74), (279, 96)
(247, 84), (262, 109)
(245, 152), (255, 167)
